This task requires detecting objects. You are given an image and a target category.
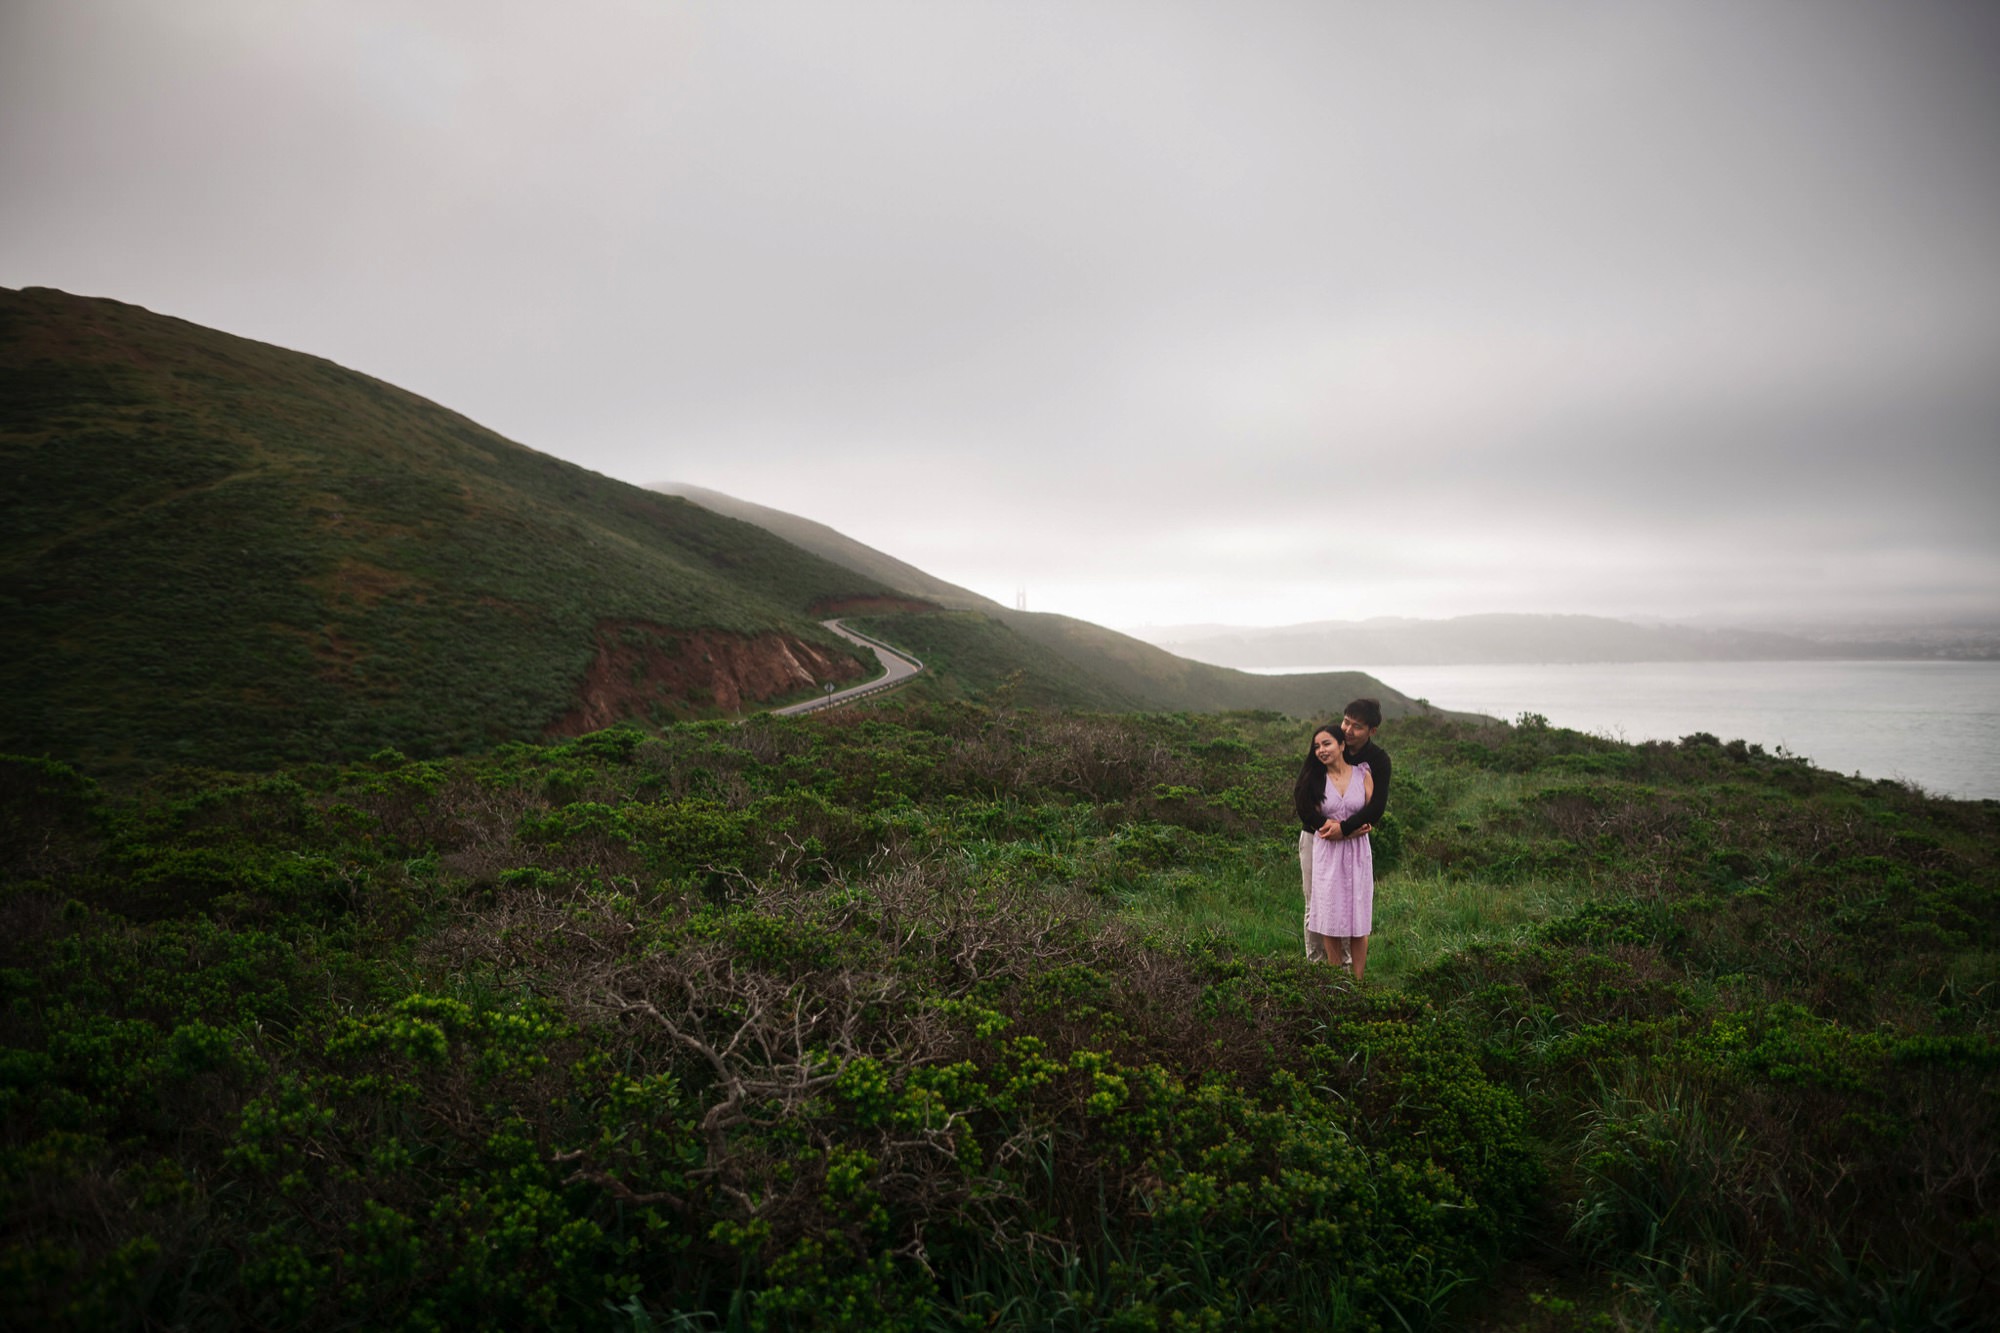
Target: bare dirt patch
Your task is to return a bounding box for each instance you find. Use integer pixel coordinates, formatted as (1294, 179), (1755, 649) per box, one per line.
(546, 621), (869, 735)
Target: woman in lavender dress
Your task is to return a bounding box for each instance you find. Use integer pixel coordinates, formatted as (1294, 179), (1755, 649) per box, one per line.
(1293, 723), (1375, 980)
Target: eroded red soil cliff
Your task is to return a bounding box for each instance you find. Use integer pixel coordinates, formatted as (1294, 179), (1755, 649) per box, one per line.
(546, 621), (868, 736)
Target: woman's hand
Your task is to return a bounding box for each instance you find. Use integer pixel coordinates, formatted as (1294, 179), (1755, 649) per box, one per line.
(1316, 819), (1341, 840)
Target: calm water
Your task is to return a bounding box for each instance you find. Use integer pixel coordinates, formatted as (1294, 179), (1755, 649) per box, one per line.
(1249, 660), (2000, 800)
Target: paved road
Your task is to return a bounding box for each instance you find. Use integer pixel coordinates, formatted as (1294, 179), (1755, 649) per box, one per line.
(775, 619), (923, 716)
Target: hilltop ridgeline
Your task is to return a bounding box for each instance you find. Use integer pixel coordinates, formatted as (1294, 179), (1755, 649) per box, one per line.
(0, 287), (903, 770)
(658, 484), (1446, 723)
(2, 287), (1430, 774)
(650, 481), (1005, 614)
(0, 286), (1440, 772)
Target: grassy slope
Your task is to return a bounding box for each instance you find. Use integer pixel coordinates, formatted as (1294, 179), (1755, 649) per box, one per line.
(851, 607), (1454, 721)
(651, 481), (1005, 613)
(995, 609), (1452, 719)
(0, 287), (892, 770)
(1, 718), (1542, 1331)
(640, 486), (1455, 722)
(1, 286), (1444, 775)
(3, 708), (1992, 1330)
(1114, 716), (2000, 1325)
(847, 610), (1134, 711)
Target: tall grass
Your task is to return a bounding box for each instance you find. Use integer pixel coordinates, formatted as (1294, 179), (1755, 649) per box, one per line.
(1367, 872), (1590, 987)
(1112, 760), (1596, 985)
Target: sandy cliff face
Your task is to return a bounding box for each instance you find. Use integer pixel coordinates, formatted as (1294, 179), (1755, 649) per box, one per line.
(546, 621), (867, 735)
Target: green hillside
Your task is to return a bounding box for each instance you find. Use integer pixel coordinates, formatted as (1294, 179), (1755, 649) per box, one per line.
(0, 287), (890, 771)
(846, 609), (1446, 720)
(3, 287), (1450, 777)
(638, 486), (1451, 721)
(653, 481), (1004, 613)
(998, 609), (1444, 719)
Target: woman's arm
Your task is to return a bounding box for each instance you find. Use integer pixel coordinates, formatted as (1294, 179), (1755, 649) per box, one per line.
(1320, 770), (1370, 840)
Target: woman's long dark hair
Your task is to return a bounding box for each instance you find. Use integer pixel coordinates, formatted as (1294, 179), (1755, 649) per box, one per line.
(1292, 722), (1341, 827)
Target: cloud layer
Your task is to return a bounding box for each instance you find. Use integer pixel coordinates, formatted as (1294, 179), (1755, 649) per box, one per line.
(5, 0), (1997, 627)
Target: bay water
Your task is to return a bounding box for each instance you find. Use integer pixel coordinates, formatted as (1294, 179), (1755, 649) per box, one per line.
(1248, 660), (2000, 800)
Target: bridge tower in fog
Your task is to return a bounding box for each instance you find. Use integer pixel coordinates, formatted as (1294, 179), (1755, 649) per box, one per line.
(1015, 585), (1027, 611)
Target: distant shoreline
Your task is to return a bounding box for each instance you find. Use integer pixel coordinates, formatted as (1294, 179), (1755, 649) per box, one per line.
(1251, 659), (2000, 801)
(1132, 612), (2000, 669)
(1242, 657), (2000, 675)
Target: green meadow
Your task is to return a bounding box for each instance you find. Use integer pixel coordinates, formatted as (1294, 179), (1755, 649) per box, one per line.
(3, 705), (1992, 1330)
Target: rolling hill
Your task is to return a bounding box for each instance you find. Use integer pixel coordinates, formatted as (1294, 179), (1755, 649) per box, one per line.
(654, 486), (1444, 722)
(1, 287), (890, 770)
(652, 482), (1002, 613)
(3, 287), (1439, 774)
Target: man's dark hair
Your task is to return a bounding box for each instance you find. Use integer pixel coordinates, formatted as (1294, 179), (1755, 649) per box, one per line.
(1343, 698), (1383, 729)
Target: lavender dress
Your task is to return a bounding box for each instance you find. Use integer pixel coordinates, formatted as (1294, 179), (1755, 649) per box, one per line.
(1305, 764), (1374, 939)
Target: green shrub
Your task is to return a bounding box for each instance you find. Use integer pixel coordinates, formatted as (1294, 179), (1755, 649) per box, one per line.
(2, 708), (1994, 1329)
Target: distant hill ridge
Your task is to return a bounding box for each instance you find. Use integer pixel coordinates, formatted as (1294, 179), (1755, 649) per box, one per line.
(650, 486), (1457, 723)
(651, 483), (1003, 614)
(1134, 612), (1995, 666)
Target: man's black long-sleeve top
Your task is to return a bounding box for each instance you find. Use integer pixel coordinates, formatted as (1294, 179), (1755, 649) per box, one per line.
(1297, 740), (1391, 838)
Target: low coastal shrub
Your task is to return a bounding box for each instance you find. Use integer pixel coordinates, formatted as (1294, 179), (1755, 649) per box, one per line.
(1, 704), (1993, 1330)
(0, 723), (1534, 1331)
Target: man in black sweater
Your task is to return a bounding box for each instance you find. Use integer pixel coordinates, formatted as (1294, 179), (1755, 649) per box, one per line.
(1299, 697), (1390, 842)
(1323, 697), (1390, 841)
(1299, 697), (1391, 963)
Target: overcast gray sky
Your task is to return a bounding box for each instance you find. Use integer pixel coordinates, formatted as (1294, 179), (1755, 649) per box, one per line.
(5, 1), (1997, 629)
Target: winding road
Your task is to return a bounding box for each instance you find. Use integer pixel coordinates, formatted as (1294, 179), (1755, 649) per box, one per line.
(774, 619), (923, 716)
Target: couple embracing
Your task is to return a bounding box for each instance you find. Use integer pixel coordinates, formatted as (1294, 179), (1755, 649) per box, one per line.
(1293, 699), (1389, 981)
